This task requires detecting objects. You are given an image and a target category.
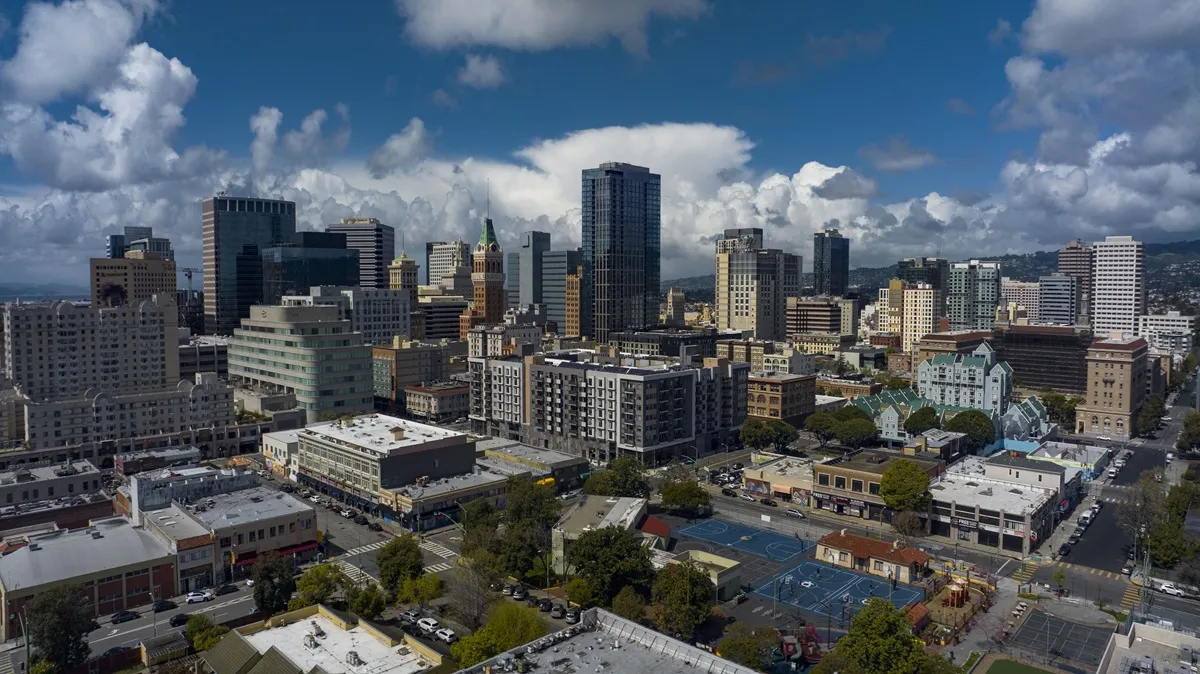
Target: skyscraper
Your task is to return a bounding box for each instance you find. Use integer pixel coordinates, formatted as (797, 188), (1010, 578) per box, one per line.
(427, 241), (470, 291)
(471, 218), (506, 324)
(388, 250), (420, 309)
(260, 232), (359, 304)
(516, 231), (551, 307)
(542, 248), (583, 333)
(424, 241), (444, 285)
(896, 257), (949, 314)
(326, 217), (395, 288)
(812, 228), (850, 296)
(202, 195), (297, 334)
(947, 260), (1001, 330)
(1038, 273), (1080, 326)
(1057, 239), (1094, 319)
(581, 162), (661, 342)
(714, 228), (800, 341)
(106, 225), (154, 259)
(1091, 235), (1146, 335)
(1001, 277), (1041, 321)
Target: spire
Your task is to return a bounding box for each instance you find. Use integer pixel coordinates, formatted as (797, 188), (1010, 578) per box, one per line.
(478, 217), (499, 248)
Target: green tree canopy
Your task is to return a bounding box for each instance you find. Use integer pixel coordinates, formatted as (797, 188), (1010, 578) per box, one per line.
(903, 406), (940, 436)
(1176, 411), (1200, 453)
(583, 456), (651, 498)
(835, 598), (927, 674)
(449, 603), (547, 667)
(660, 479), (710, 514)
(879, 458), (932, 511)
(504, 476), (561, 530)
(345, 583), (388, 620)
(805, 412), (838, 446)
(833, 405), (872, 423)
(650, 561), (715, 641)
(876, 374), (912, 391)
(611, 585), (647, 622)
(564, 577), (597, 608)
(26, 585), (93, 669)
(376, 534), (426, 593)
(1115, 470), (1168, 546)
(739, 417), (774, 450)
(716, 623), (779, 671)
(944, 409), (996, 452)
(834, 418), (879, 448)
(184, 614), (215, 645)
(568, 527), (654, 604)
(252, 551), (297, 614)
(770, 420), (800, 449)
(1038, 389), (1083, 426)
(397, 573), (443, 607)
(296, 563), (345, 606)
(193, 625), (230, 651)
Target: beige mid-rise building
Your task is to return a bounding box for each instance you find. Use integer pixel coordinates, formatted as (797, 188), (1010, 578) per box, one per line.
(565, 266), (583, 337)
(1075, 336), (1148, 438)
(877, 280), (942, 353)
(371, 338), (453, 414)
(90, 253), (177, 308)
(714, 229), (800, 341)
(228, 305), (372, 423)
(747, 373), (815, 427)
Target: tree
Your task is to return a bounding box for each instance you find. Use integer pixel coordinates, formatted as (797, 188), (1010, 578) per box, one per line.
(903, 406), (940, 436)
(345, 583), (387, 621)
(583, 456), (651, 498)
(1146, 517), (1199, 568)
(944, 409), (996, 453)
(567, 527), (654, 604)
(564, 577), (597, 608)
(185, 614), (215, 644)
(739, 417), (774, 450)
(834, 418), (879, 448)
(879, 459), (932, 511)
(805, 412), (838, 447)
(1166, 482), (1200, 520)
(504, 476), (561, 530)
(833, 405), (872, 423)
(769, 420), (800, 449)
(252, 551), (297, 614)
(447, 557), (496, 629)
(877, 373), (911, 391)
(650, 561), (714, 641)
(1053, 566), (1067, 589)
(1115, 470), (1168, 545)
(611, 585), (647, 622)
(1178, 411), (1200, 453)
(835, 598), (927, 674)
(891, 510), (926, 541)
(716, 623), (779, 671)
(1038, 389), (1083, 426)
(26, 585), (93, 669)
(397, 573), (443, 607)
(660, 479), (710, 514)
(296, 563), (345, 606)
(193, 625), (230, 651)
(1138, 401), (1163, 438)
(449, 603), (547, 667)
(376, 534), (426, 593)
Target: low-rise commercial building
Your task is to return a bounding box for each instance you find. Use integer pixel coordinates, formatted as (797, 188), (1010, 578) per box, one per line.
(372, 338), (454, 415)
(668, 550), (743, 601)
(817, 377), (882, 399)
(121, 465), (259, 524)
(927, 473), (1056, 555)
(475, 438), (590, 492)
(382, 462), (515, 532)
(0, 516), (176, 640)
(552, 496), (647, 574)
(178, 335), (229, 380)
(812, 449), (944, 521)
(403, 381), (469, 423)
(761, 349), (817, 376)
(816, 530), (930, 584)
(191, 486), (317, 583)
(114, 446), (201, 477)
(814, 394), (848, 414)
(747, 373), (815, 427)
(1027, 441), (1112, 480)
(0, 491), (112, 533)
(261, 429), (300, 480)
(742, 456), (814, 504)
(1097, 620), (1200, 674)
(791, 332), (857, 355)
(0, 460), (101, 507)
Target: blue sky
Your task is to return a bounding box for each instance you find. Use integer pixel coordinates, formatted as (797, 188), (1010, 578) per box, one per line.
(0, 0), (1195, 284)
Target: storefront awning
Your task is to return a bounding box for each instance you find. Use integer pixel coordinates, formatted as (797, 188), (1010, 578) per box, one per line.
(277, 541), (318, 556)
(232, 551), (259, 567)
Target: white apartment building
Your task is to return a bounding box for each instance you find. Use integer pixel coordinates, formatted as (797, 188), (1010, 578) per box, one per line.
(915, 342), (1013, 415)
(1000, 277), (1040, 322)
(4, 297), (181, 400)
(281, 286), (410, 345)
(1137, 311), (1195, 354)
(468, 356), (526, 440)
(948, 260), (1002, 330)
(468, 323), (542, 357)
(714, 230), (801, 341)
(228, 305), (373, 423)
(23, 373), (235, 450)
(1091, 236), (1146, 336)
(1037, 273), (1081, 325)
(762, 350), (817, 376)
(877, 281), (941, 353)
(427, 241), (470, 290)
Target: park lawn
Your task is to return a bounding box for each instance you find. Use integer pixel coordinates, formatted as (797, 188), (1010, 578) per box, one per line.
(983, 658), (1057, 674)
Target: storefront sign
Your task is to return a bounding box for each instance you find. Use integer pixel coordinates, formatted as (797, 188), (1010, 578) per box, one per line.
(953, 518), (977, 530)
(980, 524), (1000, 533)
(849, 499), (867, 508)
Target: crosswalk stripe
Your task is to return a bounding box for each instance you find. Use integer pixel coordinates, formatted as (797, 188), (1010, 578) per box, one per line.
(419, 541), (457, 559)
(342, 540), (388, 557)
(1120, 584), (1142, 610)
(424, 562), (453, 574)
(335, 560), (379, 585)
(0, 652), (13, 674)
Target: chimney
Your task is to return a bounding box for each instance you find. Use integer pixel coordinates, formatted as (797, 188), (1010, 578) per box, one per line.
(893, 539), (901, 550)
(840, 528), (846, 536)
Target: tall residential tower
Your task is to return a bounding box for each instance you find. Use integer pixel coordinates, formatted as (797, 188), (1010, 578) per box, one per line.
(947, 260), (1001, 330)
(714, 228), (800, 341)
(1091, 236), (1146, 336)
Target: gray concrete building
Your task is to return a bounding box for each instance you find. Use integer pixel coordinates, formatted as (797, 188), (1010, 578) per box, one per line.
(1037, 273), (1081, 326)
(325, 217), (395, 289)
(541, 248), (583, 333)
(948, 259), (1001, 330)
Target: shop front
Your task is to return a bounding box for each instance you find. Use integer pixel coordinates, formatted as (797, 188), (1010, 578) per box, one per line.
(812, 492), (871, 517)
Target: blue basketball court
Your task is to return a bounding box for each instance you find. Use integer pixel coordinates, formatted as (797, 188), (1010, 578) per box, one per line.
(753, 561), (923, 619)
(677, 519), (812, 562)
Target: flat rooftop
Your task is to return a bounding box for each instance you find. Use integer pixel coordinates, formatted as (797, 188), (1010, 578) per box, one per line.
(455, 608), (758, 674)
(300, 414), (466, 455)
(243, 612), (432, 674)
(192, 486), (313, 529)
(825, 449), (940, 476)
(476, 438), (585, 467)
(182, 335), (229, 347)
(134, 465), (224, 483)
(117, 446), (200, 462)
(815, 394), (847, 405)
(1030, 441), (1112, 463)
(0, 491), (110, 521)
(0, 516), (172, 593)
(758, 457), (814, 478)
(147, 502), (212, 540)
(262, 428), (301, 445)
(928, 473), (1055, 515)
(404, 381), (469, 393)
(555, 495), (646, 538)
(1100, 621), (1200, 674)
(388, 466), (510, 500)
(0, 460), (99, 486)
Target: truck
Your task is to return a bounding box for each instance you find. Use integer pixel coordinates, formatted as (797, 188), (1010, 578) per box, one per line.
(1079, 511), (1093, 527)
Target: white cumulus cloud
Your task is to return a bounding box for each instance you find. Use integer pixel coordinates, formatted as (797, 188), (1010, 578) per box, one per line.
(457, 54), (506, 89)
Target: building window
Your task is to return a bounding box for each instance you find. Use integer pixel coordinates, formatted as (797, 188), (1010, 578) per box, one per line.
(818, 474), (829, 486)
(835, 476), (846, 490)
(220, 537), (231, 548)
(249, 531), (256, 542)
(851, 479), (864, 493)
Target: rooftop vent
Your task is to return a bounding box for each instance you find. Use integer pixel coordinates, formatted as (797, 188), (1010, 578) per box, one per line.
(27, 543), (40, 551)
(389, 426), (406, 441)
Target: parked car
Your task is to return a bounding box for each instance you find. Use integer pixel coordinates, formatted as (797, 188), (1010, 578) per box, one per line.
(785, 508), (805, 518)
(1091, 501), (1103, 513)
(721, 488), (738, 497)
(526, 595), (540, 608)
(1121, 564), (1133, 575)
(354, 515), (369, 525)
(1160, 583), (1186, 597)
(368, 522), (384, 532)
(435, 628), (457, 644)
(280, 484), (295, 493)
(1069, 529), (1083, 543)
(732, 462), (744, 470)
(760, 498), (777, 507)
(417, 617), (440, 633)
(185, 591), (213, 604)
(565, 607), (581, 624)
(512, 586), (528, 600)
(1098, 435), (1112, 441)
(400, 609), (422, 624)
(537, 598), (553, 612)
(153, 599), (177, 612)
(101, 646), (131, 657)
(1167, 452), (1175, 463)
(169, 613), (191, 627)
(550, 603), (566, 619)
(740, 494), (756, 502)
(341, 509), (356, 519)
(1058, 543), (1071, 557)
(111, 610), (139, 624)
(215, 584), (237, 596)
(501, 584), (515, 596)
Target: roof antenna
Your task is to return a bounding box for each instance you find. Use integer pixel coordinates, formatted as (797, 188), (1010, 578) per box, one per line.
(486, 178), (490, 219)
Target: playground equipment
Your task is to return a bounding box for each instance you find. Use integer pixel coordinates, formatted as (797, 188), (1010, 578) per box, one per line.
(941, 583), (970, 608)
(779, 627), (825, 665)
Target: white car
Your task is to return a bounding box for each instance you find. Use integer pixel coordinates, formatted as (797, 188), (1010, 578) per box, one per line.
(740, 494), (756, 502)
(185, 591), (213, 604)
(417, 617), (440, 633)
(1167, 453), (1175, 463)
(1098, 435), (1112, 441)
(309, 495), (323, 504)
(1160, 583), (1186, 597)
(434, 627), (457, 643)
(1162, 417), (1172, 422)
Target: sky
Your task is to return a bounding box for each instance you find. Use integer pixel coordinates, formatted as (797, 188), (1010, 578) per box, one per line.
(0, 0), (1198, 285)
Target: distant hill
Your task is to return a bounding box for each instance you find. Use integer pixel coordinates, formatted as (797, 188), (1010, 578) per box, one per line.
(667, 239), (1200, 298)
(0, 283), (90, 301)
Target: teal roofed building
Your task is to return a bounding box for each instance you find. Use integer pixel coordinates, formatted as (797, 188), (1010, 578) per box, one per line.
(915, 342), (1014, 415)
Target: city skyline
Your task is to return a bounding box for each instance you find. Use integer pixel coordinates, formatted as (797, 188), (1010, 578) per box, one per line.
(0, 0), (1193, 285)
